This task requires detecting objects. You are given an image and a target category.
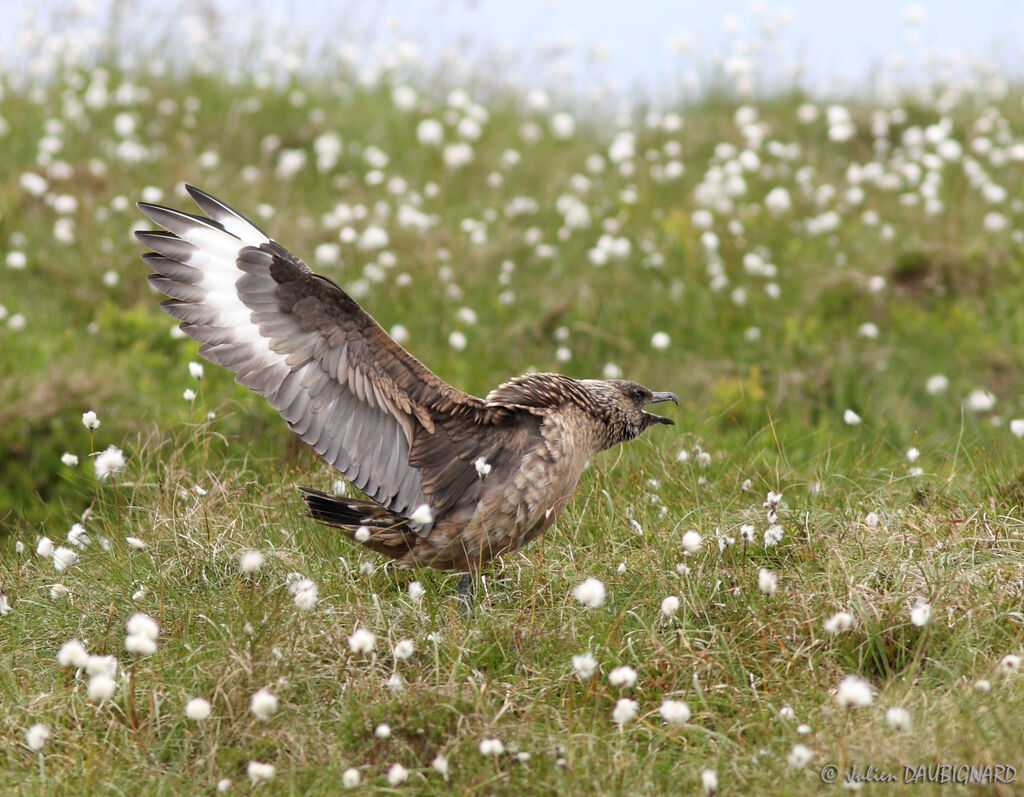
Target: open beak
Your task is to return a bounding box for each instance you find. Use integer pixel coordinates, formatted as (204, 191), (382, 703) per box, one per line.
(644, 391), (679, 425)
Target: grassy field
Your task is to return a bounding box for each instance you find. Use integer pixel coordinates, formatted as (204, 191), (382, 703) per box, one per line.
(3, 6), (1024, 795)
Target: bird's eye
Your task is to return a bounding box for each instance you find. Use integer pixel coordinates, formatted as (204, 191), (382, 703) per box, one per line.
(630, 387), (646, 402)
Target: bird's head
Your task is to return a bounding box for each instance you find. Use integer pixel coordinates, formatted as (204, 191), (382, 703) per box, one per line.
(580, 379), (679, 450)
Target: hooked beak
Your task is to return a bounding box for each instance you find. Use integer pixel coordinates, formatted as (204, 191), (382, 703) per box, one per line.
(644, 391), (679, 425)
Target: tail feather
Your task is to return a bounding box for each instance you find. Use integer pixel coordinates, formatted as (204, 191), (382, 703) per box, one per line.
(300, 487), (416, 558)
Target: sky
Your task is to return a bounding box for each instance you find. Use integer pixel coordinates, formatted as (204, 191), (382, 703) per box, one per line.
(2, 0), (1024, 94)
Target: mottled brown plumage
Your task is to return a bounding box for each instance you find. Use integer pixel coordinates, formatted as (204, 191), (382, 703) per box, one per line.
(137, 186), (677, 575)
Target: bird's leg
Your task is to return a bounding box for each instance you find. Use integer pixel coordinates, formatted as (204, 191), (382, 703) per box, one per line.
(456, 572), (475, 612)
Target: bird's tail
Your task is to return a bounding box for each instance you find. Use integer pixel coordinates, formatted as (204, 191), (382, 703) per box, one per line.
(299, 487), (416, 558)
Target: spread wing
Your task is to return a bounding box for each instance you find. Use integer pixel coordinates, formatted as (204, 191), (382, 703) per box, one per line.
(137, 185), (534, 533)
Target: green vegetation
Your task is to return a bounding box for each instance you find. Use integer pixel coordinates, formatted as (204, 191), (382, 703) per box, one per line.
(2, 8), (1024, 796)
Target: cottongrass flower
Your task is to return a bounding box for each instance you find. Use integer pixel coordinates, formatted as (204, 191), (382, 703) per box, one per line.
(386, 763), (409, 786)
(608, 665), (637, 689)
(432, 754), (450, 779)
(342, 768), (361, 788)
(126, 613), (158, 640)
(216, 778), (232, 793)
(247, 761), (276, 783)
(57, 639), (90, 669)
(824, 611), (854, 635)
(125, 536), (147, 550)
(81, 410), (100, 430)
(925, 374), (949, 395)
(52, 546), (78, 571)
(183, 389), (196, 402)
(125, 633), (157, 656)
(658, 700), (691, 725)
(393, 639), (414, 660)
(864, 511), (880, 528)
(185, 697), (212, 721)
(763, 525), (783, 546)
(410, 504), (434, 525)
(612, 698), (638, 726)
(758, 568), (778, 595)
(289, 577), (318, 610)
(885, 707), (911, 731)
(965, 389), (996, 412)
(49, 584), (70, 599)
(1011, 420), (1024, 438)
(474, 457), (492, 479)
(87, 673), (117, 703)
(25, 723), (51, 751)
(835, 675), (873, 708)
(681, 530), (702, 553)
(843, 409), (862, 426)
(375, 723), (392, 739)
(407, 581), (425, 602)
(86, 654), (118, 678)
(354, 526), (371, 542)
(250, 688), (279, 721)
(573, 577), (606, 608)
(651, 331), (670, 350)
(188, 361), (204, 380)
(701, 768), (718, 795)
(999, 654), (1021, 673)
(572, 652), (597, 679)
(67, 524), (89, 548)
(739, 524), (755, 543)
(239, 550), (265, 575)
(787, 743), (813, 768)
(94, 445), (126, 480)
(910, 601), (931, 627)
(479, 738), (504, 756)
(416, 118), (444, 147)
(36, 537), (55, 557)
(61, 452), (79, 467)
(348, 627), (376, 654)
(0, 594), (10, 616)
(661, 595), (680, 616)
(975, 679), (992, 692)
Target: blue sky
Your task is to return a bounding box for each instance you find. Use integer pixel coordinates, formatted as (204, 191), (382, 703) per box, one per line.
(3, 0), (1024, 93)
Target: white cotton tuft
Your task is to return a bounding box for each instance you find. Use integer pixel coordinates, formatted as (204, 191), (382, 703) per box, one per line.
(612, 698), (638, 726)
(573, 577), (606, 608)
(608, 665), (637, 689)
(410, 504), (433, 525)
(125, 633), (157, 656)
(572, 652), (597, 679)
(835, 675), (873, 708)
(239, 550), (265, 574)
(658, 699), (691, 725)
(126, 612), (159, 640)
(87, 673), (117, 703)
(185, 697), (212, 721)
(25, 723), (51, 751)
(247, 761), (276, 783)
(52, 546), (78, 571)
(94, 445), (126, 480)
(386, 763), (409, 785)
(57, 639), (90, 669)
(348, 627), (376, 654)
(342, 768), (361, 788)
(250, 688), (279, 721)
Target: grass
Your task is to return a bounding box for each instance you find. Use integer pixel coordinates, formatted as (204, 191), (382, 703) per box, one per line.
(2, 6), (1024, 795)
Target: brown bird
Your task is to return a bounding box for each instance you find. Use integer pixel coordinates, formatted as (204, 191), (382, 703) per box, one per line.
(137, 186), (677, 599)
